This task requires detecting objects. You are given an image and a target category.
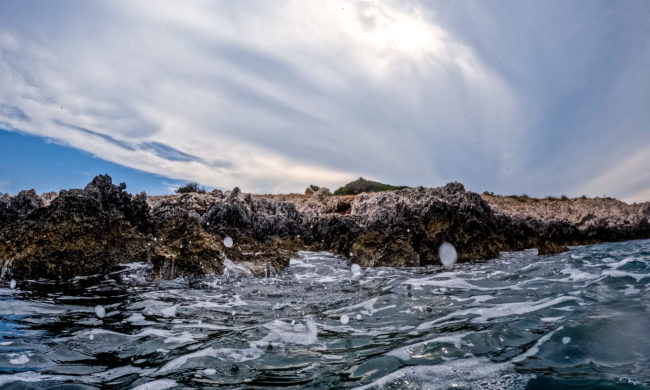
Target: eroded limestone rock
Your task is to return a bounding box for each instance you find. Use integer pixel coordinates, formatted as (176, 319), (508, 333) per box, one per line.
(1, 175), (649, 280)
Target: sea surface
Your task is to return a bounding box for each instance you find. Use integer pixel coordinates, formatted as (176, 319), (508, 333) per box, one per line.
(1, 239), (649, 389)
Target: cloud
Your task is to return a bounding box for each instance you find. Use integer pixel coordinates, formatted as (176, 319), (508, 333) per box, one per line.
(0, 103), (30, 122)
(0, 1), (648, 200)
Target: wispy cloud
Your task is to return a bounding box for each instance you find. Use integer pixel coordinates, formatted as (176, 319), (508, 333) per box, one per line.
(0, 1), (648, 200)
(0, 103), (30, 122)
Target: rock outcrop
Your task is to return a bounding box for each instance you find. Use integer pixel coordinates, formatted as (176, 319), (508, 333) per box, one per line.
(484, 195), (650, 253)
(1, 175), (649, 281)
(0, 176), (151, 280)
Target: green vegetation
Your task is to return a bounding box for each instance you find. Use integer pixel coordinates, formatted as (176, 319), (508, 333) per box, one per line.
(333, 177), (407, 196)
(503, 194), (573, 202)
(175, 181), (206, 194)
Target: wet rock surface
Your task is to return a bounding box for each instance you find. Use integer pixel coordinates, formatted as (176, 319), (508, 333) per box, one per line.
(1, 175), (649, 280)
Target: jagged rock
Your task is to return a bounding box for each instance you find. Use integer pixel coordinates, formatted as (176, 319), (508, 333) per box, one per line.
(1, 175), (648, 281)
(350, 232), (419, 267)
(151, 214), (223, 279)
(40, 192), (58, 206)
(227, 187), (241, 201)
(336, 184), (503, 266)
(0, 189), (44, 229)
(0, 175), (150, 280)
(484, 194), (650, 252)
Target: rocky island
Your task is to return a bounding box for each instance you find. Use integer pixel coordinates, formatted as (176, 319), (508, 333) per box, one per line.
(1, 174), (649, 281)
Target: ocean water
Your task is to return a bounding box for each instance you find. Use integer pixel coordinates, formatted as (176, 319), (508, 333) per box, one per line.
(1, 239), (649, 389)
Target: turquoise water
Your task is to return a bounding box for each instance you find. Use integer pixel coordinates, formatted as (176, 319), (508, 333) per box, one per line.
(1, 239), (649, 389)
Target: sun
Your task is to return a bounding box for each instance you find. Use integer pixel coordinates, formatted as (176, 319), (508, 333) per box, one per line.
(384, 20), (433, 51)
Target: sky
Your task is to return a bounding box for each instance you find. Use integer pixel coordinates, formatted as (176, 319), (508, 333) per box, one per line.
(1, 1), (649, 201)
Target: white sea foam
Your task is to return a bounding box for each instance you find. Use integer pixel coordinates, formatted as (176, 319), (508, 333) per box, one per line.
(560, 267), (597, 282)
(354, 357), (530, 390)
(512, 326), (564, 362)
(92, 365), (153, 381)
(160, 305), (177, 317)
(8, 353), (30, 365)
(158, 343), (263, 374)
(607, 256), (643, 269)
(223, 258), (253, 277)
(404, 275), (499, 291)
(623, 284), (640, 295)
(326, 296), (395, 316)
(259, 318), (319, 346)
(164, 331), (196, 344)
(158, 347), (219, 373)
(417, 296), (580, 330)
(0, 372), (73, 386)
(132, 379), (177, 390)
(541, 316), (565, 322)
(602, 269), (649, 282)
(387, 332), (472, 360)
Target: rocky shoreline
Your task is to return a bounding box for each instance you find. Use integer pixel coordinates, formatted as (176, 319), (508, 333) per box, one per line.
(1, 175), (649, 281)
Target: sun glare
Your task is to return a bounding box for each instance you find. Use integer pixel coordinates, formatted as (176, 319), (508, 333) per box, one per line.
(384, 20), (432, 51)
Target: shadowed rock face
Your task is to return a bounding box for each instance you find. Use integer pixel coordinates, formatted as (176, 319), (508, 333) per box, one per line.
(0, 189), (44, 229)
(484, 195), (650, 253)
(1, 175), (649, 280)
(0, 175), (151, 280)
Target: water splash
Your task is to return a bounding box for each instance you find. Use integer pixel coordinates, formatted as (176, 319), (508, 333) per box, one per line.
(94, 305), (105, 318)
(439, 242), (458, 268)
(223, 236), (234, 248)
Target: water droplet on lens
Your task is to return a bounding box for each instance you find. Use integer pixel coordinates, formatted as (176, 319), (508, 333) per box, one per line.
(340, 314), (349, 324)
(562, 336), (571, 344)
(356, 314), (362, 320)
(224, 236), (233, 248)
(439, 242), (458, 268)
(95, 305), (105, 319)
(9, 279), (16, 289)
